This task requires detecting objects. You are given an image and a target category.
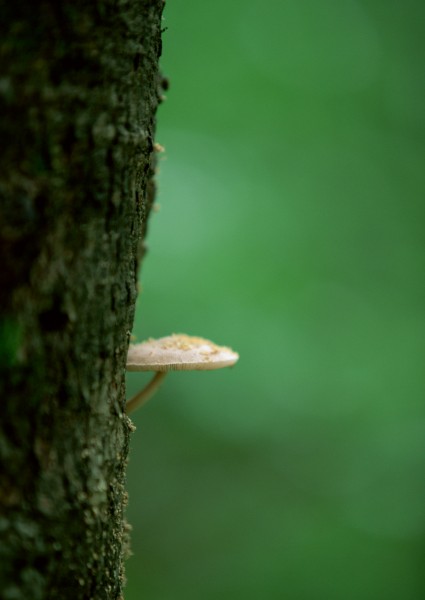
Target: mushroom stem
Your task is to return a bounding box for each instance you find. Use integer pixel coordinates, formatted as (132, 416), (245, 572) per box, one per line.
(126, 371), (168, 414)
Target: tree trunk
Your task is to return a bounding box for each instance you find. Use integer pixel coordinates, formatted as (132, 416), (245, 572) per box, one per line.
(0, 1), (165, 598)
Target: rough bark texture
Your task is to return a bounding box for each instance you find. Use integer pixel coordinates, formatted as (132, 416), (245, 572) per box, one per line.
(0, 1), (165, 598)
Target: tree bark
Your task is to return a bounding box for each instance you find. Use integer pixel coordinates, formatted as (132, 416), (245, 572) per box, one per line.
(0, 1), (165, 598)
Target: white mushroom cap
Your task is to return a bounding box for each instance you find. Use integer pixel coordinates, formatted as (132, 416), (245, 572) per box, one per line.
(126, 334), (239, 372)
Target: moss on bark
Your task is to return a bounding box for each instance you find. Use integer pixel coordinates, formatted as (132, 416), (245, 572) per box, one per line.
(0, 1), (165, 597)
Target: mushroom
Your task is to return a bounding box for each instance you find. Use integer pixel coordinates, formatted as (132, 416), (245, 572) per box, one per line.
(126, 334), (239, 413)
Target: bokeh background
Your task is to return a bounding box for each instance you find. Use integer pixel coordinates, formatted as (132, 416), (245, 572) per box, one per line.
(125, 1), (425, 598)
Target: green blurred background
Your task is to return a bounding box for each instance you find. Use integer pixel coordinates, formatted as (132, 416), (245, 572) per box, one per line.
(126, 1), (425, 598)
